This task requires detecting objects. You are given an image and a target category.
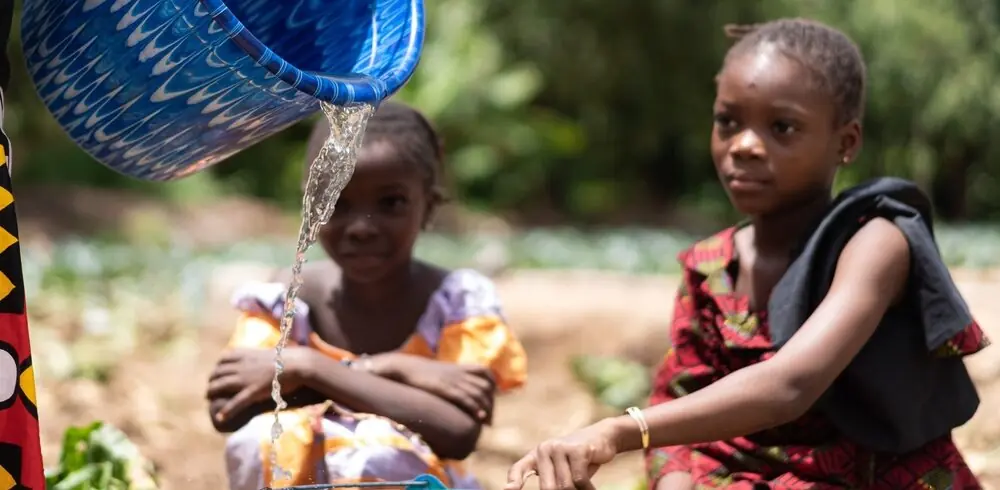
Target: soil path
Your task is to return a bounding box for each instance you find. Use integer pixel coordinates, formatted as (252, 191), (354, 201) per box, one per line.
(33, 269), (1000, 490)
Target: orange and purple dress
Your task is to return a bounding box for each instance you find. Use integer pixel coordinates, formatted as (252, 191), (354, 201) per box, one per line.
(223, 268), (527, 490)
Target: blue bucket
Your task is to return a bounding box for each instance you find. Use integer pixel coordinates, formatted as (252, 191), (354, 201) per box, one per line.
(20, 0), (424, 181)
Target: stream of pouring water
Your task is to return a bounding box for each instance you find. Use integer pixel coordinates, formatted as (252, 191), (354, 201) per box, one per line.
(269, 101), (375, 483)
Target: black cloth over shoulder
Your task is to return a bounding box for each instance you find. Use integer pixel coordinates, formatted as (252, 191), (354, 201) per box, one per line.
(767, 177), (980, 454)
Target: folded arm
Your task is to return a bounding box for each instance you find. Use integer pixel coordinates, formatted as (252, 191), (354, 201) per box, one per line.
(289, 348), (484, 460)
(208, 388), (325, 433)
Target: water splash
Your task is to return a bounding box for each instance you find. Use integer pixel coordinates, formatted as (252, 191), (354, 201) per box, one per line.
(269, 101), (375, 484)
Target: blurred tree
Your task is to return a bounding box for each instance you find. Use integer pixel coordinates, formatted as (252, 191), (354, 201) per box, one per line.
(392, 0), (585, 213)
(486, 0), (1000, 221)
(785, 0), (1000, 219)
(2, 0), (998, 223)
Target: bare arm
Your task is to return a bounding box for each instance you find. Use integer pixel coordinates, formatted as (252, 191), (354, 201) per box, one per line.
(609, 218), (911, 451)
(288, 348), (483, 460)
(208, 389), (325, 433)
(206, 265), (331, 433)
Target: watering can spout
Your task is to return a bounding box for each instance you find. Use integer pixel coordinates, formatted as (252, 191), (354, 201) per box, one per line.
(20, 0), (425, 181)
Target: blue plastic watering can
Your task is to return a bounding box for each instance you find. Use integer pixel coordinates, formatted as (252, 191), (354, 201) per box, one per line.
(266, 474), (451, 490)
(20, 0), (424, 181)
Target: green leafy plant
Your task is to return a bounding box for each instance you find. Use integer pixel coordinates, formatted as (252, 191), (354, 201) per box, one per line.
(570, 357), (653, 490)
(569, 355), (652, 412)
(44, 421), (158, 490)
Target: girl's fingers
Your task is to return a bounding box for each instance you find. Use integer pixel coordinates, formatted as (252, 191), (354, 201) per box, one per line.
(461, 381), (493, 420)
(218, 388), (255, 422)
(206, 375), (241, 398)
(551, 452), (576, 490)
(460, 364), (496, 388)
(536, 445), (558, 490)
(467, 369), (495, 391)
(504, 452), (538, 490)
(568, 455), (596, 490)
(445, 386), (480, 418)
(217, 349), (246, 364)
(208, 362), (237, 380)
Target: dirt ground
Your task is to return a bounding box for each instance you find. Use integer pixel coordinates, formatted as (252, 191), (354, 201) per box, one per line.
(28, 265), (1000, 490)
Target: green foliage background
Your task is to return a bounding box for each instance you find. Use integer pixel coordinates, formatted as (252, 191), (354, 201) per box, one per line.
(4, 0), (999, 224)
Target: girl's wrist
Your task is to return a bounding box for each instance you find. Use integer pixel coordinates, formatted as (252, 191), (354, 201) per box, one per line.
(284, 347), (318, 385)
(364, 352), (401, 379)
(604, 414), (645, 453)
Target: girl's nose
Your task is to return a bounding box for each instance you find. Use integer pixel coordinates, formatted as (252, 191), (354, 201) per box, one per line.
(345, 214), (378, 241)
(730, 129), (766, 160)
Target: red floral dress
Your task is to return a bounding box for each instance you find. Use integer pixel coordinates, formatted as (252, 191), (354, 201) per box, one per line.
(645, 227), (989, 489)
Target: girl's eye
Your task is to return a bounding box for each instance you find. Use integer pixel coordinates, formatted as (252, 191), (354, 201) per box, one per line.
(772, 120), (797, 135)
(379, 195), (408, 212)
(713, 113), (738, 131)
(333, 201), (351, 216)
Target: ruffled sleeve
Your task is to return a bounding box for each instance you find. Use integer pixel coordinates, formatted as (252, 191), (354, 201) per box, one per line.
(226, 282), (312, 350)
(412, 269), (527, 392)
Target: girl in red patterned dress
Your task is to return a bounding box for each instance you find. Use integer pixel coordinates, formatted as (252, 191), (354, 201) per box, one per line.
(503, 18), (989, 490)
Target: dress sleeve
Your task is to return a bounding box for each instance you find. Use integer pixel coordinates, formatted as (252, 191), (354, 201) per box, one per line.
(432, 270), (528, 393)
(228, 311), (283, 349)
(645, 264), (722, 485)
(877, 210), (991, 357)
(226, 282), (311, 350)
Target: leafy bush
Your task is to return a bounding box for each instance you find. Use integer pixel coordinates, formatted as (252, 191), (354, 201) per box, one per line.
(45, 422), (157, 490)
(569, 355), (652, 412)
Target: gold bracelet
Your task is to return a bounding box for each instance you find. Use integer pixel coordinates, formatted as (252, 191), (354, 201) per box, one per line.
(624, 406), (650, 449)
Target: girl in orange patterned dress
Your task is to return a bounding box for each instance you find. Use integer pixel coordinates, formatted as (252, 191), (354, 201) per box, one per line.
(206, 101), (528, 490)
(503, 19), (987, 490)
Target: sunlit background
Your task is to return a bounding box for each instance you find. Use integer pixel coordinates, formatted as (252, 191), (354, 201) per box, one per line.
(6, 0), (1000, 489)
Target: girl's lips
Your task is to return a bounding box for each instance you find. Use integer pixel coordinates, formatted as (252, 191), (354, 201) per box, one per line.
(727, 176), (772, 192)
(339, 251), (387, 264)
(339, 255), (386, 274)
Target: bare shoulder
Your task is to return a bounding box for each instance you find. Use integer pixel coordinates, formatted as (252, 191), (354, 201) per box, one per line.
(413, 258), (452, 292)
(841, 217), (910, 265)
(834, 217), (911, 298)
(415, 258), (450, 280)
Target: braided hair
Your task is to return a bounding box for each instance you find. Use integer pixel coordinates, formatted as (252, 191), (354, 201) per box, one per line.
(722, 18), (867, 125)
(307, 100), (446, 205)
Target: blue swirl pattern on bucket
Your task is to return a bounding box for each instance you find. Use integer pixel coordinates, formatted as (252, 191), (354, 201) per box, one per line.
(20, 0), (423, 181)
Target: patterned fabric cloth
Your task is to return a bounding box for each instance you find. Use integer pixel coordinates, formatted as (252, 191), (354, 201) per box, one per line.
(645, 226), (988, 489)
(0, 85), (45, 489)
(224, 268), (528, 490)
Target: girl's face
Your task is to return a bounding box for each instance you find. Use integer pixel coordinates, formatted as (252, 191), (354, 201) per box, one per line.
(711, 43), (861, 217)
(317, 140), (430, 283)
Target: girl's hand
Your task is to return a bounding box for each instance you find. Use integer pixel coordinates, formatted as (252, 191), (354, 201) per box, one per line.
(206, 347), (308, 422)
(505, 418), (626, 490)
(374, 353), (495, 421)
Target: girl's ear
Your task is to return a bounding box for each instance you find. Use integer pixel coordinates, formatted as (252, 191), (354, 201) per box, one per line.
(421, 188), (446, 230)
(837, 119), (863, 165)
(421, 205), (434, 230)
